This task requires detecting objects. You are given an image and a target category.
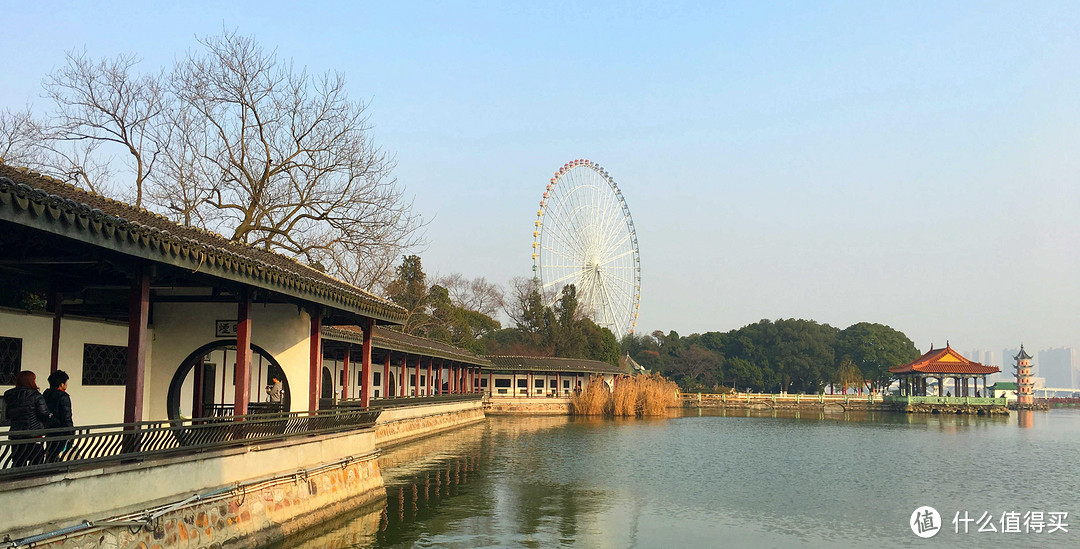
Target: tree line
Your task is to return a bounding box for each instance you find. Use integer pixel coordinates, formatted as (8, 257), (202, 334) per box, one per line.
(384, 257), (920, 394)
(621, 320), (921, 394)
(383, 256), (620, 363)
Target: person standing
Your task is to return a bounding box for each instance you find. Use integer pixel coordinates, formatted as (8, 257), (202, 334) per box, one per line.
(43, 370), (74, 462)
(266, 377), (283, 409)
(3, 371), (54, 467)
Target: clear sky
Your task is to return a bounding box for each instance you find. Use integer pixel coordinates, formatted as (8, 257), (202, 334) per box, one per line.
(2, 1), (1078, 360)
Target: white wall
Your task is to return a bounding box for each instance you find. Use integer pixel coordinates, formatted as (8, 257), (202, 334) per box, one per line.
(0, 308), (151, 426)
(488, 372), (591, 397)
(149, 302), (314, 419)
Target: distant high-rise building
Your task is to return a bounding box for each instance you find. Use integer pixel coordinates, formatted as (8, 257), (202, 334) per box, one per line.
(1037, 348), (1078, 389)
(968, 349), (983, 364)
(968, 349), (999, 368)
(1003, 347), (1025, 372)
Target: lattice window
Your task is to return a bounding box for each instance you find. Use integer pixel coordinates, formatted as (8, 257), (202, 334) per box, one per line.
(82, 344), (127, 386)
(0, 336), (21, 384)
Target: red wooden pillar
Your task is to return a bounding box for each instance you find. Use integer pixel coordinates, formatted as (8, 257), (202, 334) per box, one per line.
(414, 356), (421, 396)
(527, 371), (532, 397)
(360, 318), (373, 407)
(426, 359), (433, 396)
(437, 361), (443, 394)
(341, 344), (352, 401)
(50, 291), (62, 373)
(449, 364), (455, 394)
(400, 355), (407, 397)
(124, 268), (150, 424)
(234, 289), (253, 416)
(556, 373), (560, 396)
(309, 310), (322, 411)
(383, 352), (390, 399)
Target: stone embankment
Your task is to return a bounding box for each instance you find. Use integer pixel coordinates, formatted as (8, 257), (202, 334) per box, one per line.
(683, 393), (886, 413)
(683, 393), (1010, 415)
(484, 397), (572, 415)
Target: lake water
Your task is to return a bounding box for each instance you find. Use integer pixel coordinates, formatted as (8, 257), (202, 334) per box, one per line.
(268, 409), (1080, 548)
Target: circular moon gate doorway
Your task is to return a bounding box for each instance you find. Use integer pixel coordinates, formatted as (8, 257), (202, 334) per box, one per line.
(533, 159), (641, 339)
(167, 341), (291, 420)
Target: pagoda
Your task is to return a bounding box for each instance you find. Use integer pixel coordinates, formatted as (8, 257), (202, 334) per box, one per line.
(1013, 345), (1035, 407)
(889, 343), (1000, 398)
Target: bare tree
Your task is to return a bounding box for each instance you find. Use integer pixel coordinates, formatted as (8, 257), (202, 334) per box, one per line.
(14, 31), (424, 290)
(171, 30), (424, 283)
(437, 273), (505, 318)
(1, 105), (114, 194)
(0, 106), (46, 168)
(505, 276), (540, 328)
(145, 104), (216, 227)
(43, 50), (166, 206)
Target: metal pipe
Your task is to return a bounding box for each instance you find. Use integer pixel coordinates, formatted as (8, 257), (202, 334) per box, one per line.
(8, 521), (93, 548)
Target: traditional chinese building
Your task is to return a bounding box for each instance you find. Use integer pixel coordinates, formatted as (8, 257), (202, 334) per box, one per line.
(889, 344), (1000, 398)
(484, 356), (624, 396)
(0, 163), (486, 547)
(1013, 345), (1035, 408)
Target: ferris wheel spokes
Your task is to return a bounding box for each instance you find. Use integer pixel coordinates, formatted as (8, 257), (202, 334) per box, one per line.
(533, 159), (641, 338)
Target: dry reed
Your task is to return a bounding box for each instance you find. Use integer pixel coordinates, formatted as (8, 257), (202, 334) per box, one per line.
(571, 373), (679, 417)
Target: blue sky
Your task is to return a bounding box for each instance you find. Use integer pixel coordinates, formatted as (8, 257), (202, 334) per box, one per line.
(2, 1), (1079, 361)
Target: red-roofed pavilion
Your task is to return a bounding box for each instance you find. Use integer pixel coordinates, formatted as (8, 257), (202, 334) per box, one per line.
(889, 344), (1000, 398)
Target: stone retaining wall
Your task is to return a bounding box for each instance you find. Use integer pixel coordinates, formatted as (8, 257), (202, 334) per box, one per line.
(0, 428), (383, 548)
(39, 457), (383, 549)
(374, 401), (486, 446)
(484, 397), (572, 415)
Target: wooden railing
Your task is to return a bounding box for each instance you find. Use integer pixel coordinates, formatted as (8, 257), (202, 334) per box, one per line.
(337, 393), (483, 410)
(0, 407), (380, 479)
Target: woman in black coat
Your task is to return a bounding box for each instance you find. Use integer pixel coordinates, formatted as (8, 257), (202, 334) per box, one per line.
(3, 370), (54, 467)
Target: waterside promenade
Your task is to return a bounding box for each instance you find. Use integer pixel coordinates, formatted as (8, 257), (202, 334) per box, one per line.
(0, 395), (484, 549)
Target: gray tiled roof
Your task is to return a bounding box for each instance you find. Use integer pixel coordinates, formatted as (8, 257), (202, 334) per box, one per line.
(485, 355), (622, 374)
(322, 325), (490, 366)
(0, 163), (406, 324)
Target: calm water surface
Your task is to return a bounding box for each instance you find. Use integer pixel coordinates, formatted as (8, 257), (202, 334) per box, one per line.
(269, 409), (1080, 548)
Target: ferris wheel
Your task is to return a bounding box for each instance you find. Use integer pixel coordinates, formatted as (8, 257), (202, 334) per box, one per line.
(532, 159), (641, 339)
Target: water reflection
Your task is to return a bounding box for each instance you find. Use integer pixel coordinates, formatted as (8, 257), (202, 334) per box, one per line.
(270, 409), (1078, 549)
(1019, 409), (1035, 428)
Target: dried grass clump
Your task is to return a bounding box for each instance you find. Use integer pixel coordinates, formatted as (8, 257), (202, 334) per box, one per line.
(570, 374), (612, 416)
(572, 373), (679, 417)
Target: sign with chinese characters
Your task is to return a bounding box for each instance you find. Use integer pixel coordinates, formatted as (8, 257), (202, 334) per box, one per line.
(215, 320), (238, 338)
(911, 507), (1069, 539)
(952, 510), (1069, 534)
